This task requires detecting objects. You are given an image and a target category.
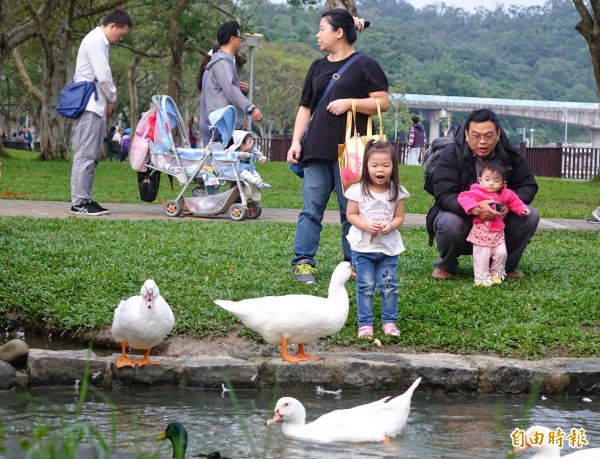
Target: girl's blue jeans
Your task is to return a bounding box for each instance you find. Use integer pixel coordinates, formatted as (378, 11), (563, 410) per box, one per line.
(352, 250), (399, 327)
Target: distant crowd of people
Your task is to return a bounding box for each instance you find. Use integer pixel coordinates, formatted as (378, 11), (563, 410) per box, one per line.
(104, 125), (131, 162)
(1, 126), (35, 151)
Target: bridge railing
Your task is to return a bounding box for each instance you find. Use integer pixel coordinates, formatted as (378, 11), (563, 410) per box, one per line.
(561, 145), (600, 180)
(257, 136), (413, 164)
(519, 142), (599, 180)
(257, 136), (599, 180)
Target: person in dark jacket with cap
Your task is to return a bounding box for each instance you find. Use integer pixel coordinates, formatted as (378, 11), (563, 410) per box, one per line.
(430, 108), (539, 280)
(407, 115), (426, 165)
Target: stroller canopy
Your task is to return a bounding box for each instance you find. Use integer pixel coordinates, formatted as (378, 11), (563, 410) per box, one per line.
(151, 95), (236, 152)
(208, 105), (236, 149)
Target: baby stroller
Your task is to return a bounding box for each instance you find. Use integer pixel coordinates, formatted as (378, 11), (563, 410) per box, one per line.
(147, 95), (265, 220)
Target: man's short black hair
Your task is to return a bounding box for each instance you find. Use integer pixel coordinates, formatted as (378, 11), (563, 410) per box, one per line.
(102, 9), (133, 28)
(411, 115), (419, 123)
(466, 108), (500, 131)
(217, 21), (240, 46)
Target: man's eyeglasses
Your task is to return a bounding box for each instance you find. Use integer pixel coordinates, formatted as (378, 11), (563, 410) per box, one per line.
(234, 35), (244, 41)
(468, 131), (497, 142)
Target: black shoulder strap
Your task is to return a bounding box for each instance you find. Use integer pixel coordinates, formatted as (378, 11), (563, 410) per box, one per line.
(314, 52), (361, 110)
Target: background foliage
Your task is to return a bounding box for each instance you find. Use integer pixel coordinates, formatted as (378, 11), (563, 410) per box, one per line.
(1, 0), (598, 153)
(251, 0), (597, 144)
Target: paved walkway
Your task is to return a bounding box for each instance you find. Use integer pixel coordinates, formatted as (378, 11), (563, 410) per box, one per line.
(0, 199), (598, 230)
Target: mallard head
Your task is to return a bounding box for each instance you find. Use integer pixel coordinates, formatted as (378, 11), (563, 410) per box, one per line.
(156, 423), (227, 459)
(156, 422), (187, 459)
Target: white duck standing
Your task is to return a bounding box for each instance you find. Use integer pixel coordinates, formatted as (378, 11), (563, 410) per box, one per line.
(266, 377), (421, 443)
(111, 279), (175, 368)
(515, 425), (600, 458)
(214, 261), (352, 363)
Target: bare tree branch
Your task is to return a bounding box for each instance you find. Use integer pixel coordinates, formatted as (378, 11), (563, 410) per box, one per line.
(200, 0), (237, 19)
(12, 47), (42, 101)
(117, 42), (170, 59)
(573, 0), (594, 37)
(73, 0), (128, 22)
(5, 0), (63, 50)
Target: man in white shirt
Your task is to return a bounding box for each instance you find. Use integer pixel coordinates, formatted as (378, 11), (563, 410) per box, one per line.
(70, 9), (132, 215)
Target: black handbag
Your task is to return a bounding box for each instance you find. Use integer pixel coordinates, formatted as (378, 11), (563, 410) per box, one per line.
(137, 170), (161, 203)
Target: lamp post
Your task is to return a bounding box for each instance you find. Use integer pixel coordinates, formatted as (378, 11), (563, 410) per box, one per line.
(242, 33), (263, 132)
(530, 128), (535, 147)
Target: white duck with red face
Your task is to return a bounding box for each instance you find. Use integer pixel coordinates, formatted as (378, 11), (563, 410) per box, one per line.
(111, 279), (175, 368)
(266, 377), (421, 443)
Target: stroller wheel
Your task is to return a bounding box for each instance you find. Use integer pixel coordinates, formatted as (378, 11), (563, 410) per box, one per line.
(246, 202), (262, 219)
(228, 203), (247, 221)
(164, 199), (183, 217)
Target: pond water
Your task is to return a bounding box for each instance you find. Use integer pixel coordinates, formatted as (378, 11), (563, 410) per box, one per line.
(1, 385), (600, 458)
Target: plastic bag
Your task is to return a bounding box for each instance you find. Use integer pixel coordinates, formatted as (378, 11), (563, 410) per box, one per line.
(130, 108), (157, 172)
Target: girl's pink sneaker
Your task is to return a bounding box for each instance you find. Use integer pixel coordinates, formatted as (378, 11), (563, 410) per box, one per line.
(382, 323), (400, 337)
(357, 326), (373, 338)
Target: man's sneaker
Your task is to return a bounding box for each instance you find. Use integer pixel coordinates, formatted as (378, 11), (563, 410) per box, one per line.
(586, 206), (600, 223)
(89, 201), (109, 214)
(293, 261), (316, 284)
(70, 202), (103, 216)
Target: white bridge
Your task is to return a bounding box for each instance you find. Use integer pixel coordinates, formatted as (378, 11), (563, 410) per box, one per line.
(395, 94), (600, 147)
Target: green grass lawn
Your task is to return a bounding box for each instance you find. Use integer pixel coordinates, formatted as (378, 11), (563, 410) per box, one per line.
(0, 149), (599, 359)
(0, 148), (598, 217)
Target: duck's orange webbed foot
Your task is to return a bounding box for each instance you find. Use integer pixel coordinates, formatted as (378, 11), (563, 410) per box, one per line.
(295, 344), (321, 361)
(280, 338), (304, 363)
(134, 348), (160, 366)
(116, 342), (139, 368)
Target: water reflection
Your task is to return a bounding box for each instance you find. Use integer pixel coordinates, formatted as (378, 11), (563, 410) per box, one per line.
(1, 387), (600, 458)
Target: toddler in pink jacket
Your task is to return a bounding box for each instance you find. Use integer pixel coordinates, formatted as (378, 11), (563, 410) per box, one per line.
(458, 161), (531, 286)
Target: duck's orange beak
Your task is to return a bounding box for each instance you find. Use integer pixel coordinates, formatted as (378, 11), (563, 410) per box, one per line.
(265, 410), (282, 426)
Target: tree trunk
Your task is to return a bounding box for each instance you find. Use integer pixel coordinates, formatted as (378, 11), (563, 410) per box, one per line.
(128, 55), (141, 129)
(37, 2), (76, 160)
(573, 0), (600, 177)
(0, 0), (63, 83)
(573, 0), (600, 98)
(0, 0), (61, 156)
(166, 0), (193, 104)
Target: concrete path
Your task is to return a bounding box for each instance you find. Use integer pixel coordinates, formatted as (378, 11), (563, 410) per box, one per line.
(0, 199), (598, 230)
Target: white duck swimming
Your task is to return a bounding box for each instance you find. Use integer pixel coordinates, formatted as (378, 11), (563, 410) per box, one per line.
(214, 261), (351, 363)
(515, 425), (600, 458)
(111, 279), (175, 368)
(266, 377), (421, 443)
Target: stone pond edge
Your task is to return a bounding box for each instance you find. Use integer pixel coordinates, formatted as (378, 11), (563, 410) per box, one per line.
(3, 348), (600, 395)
